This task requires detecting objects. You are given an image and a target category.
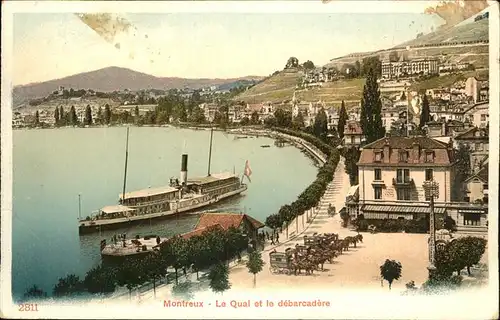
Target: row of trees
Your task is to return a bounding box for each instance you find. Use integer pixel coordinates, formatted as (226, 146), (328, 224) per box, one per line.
(404, 236), (488, 294)
(264, 126), (340, 236)
(23, 226), (256, 300)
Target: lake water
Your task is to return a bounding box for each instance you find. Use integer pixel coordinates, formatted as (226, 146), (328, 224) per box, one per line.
(12, 126), (317, 299)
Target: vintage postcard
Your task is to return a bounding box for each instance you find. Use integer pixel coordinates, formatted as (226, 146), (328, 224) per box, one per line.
(1, 1), (499, 319)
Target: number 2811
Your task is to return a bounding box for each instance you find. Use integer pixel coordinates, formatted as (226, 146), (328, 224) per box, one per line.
(19, 303), (39, 312)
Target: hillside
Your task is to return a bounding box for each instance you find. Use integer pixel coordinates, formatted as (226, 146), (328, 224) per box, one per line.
(12, 67), (264, 106)
(235, 16), (489, 106)
(326, 17), (489, 70)
(234, 70), (301, 104)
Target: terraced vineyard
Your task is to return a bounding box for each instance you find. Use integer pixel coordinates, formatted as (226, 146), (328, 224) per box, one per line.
(235, 70), (301, 103)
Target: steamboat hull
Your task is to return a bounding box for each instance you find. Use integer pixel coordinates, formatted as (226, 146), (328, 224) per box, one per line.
(78, 185), (247, 235)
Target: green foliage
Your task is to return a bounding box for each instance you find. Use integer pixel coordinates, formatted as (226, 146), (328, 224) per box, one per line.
(337, 101), (348, 139)
(380, 259), (402, 290)
(292, 111), (305, 130)
(141, 253), (167, 296)
(285, 57), (299, 69)
(360, 68), (385, 144)
(83, 264), (117, 294)
(453, 143), (472, 201)
(250, 111), (260, 125)
(273, 108), (293, 128)
(54, 107), (60, 126)
(302, 60), (315, 70)
(246, 250), (265, 287)
(84, 105), (93, 126)
(343, 147), (361, 186)
(23, 285), (48, 300)
(265, 214), (283, 230)
(53, 274), (84, 297)
(313, 108), (328, 141)
(208, 263), (231, 294)
(361, 56), (382, 77)
(69, 106), (78, 126)
(104, 104), (112, 125)
(419, 94), (431, 129)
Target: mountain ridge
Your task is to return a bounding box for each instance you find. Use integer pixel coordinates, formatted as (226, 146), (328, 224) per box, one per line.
(13, 66), (265, 106)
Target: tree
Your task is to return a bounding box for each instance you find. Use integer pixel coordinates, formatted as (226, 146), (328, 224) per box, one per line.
(453, 143), (472, 201)
(380, 259), (402, 290)
(292, 111), (305, 130)
(246, 250), (264, 288)
(419, 94), (431, 129)
(54, 107), (60, 126)
(250, 111), (260, 125)
(84, 105), (93, 126)
(303, 60), (315, 70)
(360, 68), (385, 144)
(361, 56), (382, 77)
(189, 106), (205, 123)
(337, 101), (348, 139)
(23, 285), (47, 300)
(313, 108), (328, 141)
(53, 274), (84, 297)
(344, 147), (361, 185)
(239, 117), (250, 126)
(454, 237), (487, 276)
(141, 253), (167, 298)
(274, 109), (292, 128)
(134, 105), (140, 117)
(104, 104), (112, 125)
(95, 106), (102, 125)
(59, 106), (66, 126)
(208, 263), (231, 294)
(116, 259), (145, 299)
(69, 106), (78, 126)
(34, 110), (40, 126)
(83, 264), (117, 294)
(160, 236), (189, 285)
(285, 57), (299, 69)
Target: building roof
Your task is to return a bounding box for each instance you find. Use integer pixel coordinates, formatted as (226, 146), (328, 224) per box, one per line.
(362, 204), (446, 214)
(358, 136), (453, 166)
(195, 212), (265, 231)
(465, 166), (489, 184)
(101, 205), (135, 214)
(454, 127), (488, 140)
(188, 172), (237, 185)
(120, 185), (178, 200)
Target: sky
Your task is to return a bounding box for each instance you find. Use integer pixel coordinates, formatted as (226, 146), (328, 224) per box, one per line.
(12, 4), (445, 86)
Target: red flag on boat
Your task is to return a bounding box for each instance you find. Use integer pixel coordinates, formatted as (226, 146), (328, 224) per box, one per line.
(244, 160), (252, 182)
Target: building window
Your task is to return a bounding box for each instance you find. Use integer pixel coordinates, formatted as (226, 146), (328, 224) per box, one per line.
(374, 168), (382, 180)
(481, 114), (486, 121)
(425, 151), (434, 163)
(425, 169), (433, 181)
(351, 136), (355, 144)
(399, 151), (409, 162)
(397, 188), (411, 200)
(374, 186), (382, 200)
(475, 143), (483, 151)
(374, 151), (383, 162)
(463, 213), (480, 226)
(396, 169), (410, 183)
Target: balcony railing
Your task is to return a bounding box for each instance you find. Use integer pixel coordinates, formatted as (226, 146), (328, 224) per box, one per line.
(392, 178), (414, 187)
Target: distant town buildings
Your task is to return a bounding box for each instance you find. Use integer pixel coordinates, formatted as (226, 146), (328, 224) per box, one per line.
(381, 56), (439, 80)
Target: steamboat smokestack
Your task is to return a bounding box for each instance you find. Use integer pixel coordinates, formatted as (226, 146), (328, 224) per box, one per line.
(180, 154), (188, 185)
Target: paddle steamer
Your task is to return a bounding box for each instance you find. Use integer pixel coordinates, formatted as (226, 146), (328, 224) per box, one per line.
(78, 128), (248, 234)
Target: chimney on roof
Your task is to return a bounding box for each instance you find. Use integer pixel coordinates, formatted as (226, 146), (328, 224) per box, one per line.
(411, 141), (420, 163)
(383, 138), (391, 163)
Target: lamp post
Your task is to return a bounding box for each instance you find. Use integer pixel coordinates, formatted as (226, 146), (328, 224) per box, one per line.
(423, 180), (439, 278)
